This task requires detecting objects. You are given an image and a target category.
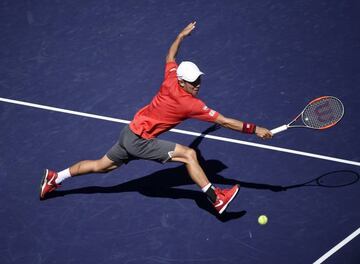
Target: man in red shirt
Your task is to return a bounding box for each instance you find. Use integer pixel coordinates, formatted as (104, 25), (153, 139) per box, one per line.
(40, 22), (272, 214)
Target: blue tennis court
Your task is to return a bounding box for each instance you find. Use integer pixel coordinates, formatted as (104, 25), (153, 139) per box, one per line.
(1, 1), (359, 263)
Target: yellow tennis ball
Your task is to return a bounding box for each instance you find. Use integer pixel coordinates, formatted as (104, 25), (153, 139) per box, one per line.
(258, 215), (268, 225)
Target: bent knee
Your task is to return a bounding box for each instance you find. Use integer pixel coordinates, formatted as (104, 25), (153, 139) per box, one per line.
(172, 145), (199, 164)
(182, 147), (198, 164)
(187, 148), (197, 159)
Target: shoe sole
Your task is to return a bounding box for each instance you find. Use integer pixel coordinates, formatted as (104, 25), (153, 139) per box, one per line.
(219, 185), (240, 214)
(39, 169), (49, 200)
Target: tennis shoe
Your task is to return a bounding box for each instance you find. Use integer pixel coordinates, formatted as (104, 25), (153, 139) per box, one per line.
(40, 169), (60, 200)
(213, 185), (239, 214)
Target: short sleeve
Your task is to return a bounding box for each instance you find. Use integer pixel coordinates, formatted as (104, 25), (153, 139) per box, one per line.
(164, 61), (178, 80)
(188, 98), (219, 122)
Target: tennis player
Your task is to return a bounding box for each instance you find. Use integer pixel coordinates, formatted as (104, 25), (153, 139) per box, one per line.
(40, 22), (272, 214)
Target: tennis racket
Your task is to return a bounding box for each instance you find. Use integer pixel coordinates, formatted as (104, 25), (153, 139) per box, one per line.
(270, 96), (344, 135)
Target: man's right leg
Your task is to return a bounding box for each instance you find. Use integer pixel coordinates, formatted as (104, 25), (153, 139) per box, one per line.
(40, 155), (120, 200)
(69, 155), (119, 176)
(40, 127), (130, 200)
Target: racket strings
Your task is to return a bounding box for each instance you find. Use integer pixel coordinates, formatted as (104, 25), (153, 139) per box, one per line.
(302, 97), (344, 129)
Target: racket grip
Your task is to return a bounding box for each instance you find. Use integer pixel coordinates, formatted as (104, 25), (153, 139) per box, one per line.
(270, 125), (288, 135)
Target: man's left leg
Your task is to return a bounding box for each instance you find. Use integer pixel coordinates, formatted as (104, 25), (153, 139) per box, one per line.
(170, 144), (239, 214)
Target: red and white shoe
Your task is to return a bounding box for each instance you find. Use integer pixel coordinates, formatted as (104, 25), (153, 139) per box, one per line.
(40, 169), (60, 200)
(213, 185), (240, 214)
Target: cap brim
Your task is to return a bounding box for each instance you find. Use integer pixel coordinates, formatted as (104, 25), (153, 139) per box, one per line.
(184, 72), (204, 82)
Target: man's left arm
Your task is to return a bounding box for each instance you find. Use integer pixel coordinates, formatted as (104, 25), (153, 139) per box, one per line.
(214, 113), (272, 139)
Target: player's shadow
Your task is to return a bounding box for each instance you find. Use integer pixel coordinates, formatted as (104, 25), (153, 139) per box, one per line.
(46, 125), (282, 221)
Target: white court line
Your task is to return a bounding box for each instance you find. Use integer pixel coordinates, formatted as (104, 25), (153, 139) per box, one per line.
(313, 227), (360, 264)
(1, 96), (360, 167)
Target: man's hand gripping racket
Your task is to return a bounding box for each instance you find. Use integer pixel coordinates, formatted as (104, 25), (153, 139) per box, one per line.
(270, 96), (344, 135)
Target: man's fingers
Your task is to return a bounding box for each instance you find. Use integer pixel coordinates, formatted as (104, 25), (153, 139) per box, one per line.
(260, 132), (272, 139)
(187, 21), (196, 31)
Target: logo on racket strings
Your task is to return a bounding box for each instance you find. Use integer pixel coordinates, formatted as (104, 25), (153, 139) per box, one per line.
(314, 101), (335, 123)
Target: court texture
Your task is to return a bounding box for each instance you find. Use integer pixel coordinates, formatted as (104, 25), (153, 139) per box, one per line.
(0, 1), (359, 264)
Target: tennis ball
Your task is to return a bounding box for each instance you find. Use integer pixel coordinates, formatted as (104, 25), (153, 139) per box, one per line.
(258, 215), (268, 225)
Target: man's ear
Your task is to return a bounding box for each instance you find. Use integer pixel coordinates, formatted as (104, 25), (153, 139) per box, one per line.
(178, 79), (185, 87)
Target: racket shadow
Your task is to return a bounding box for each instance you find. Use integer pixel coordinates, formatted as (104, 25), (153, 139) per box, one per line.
(282, 170), (360, 190)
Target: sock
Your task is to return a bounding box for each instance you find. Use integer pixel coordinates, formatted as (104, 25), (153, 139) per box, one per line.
(202, 183), (217, 203)
(55, 168), (71, 184)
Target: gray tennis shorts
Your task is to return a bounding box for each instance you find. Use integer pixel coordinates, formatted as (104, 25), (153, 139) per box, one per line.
(106, 125), (176, 165)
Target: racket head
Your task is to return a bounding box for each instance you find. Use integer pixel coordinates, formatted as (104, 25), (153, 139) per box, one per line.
(301, 96), (344, 129)
(316, 170), (359, 188)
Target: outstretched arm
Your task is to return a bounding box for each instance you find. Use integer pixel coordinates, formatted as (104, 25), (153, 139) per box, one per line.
(215, 113), (272, 139)
(166, 22), (197, 63)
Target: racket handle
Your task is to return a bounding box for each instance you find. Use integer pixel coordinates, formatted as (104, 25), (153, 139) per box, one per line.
(270, 125), (288, 135)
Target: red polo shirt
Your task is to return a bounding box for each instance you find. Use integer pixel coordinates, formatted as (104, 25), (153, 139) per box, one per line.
(129, 61), (219, 139)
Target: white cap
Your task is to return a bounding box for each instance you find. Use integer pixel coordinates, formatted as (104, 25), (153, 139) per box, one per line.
(176, 61), (204, 82)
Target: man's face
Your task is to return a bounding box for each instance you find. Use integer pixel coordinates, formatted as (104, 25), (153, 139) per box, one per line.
(180, 76), (202, 97)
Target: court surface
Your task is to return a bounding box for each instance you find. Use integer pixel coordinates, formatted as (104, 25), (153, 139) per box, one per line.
(1, 1), (359, 263)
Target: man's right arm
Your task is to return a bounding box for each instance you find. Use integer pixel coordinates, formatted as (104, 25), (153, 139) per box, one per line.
(215, 113), (272, 139)
(166, 22), (196, 63)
